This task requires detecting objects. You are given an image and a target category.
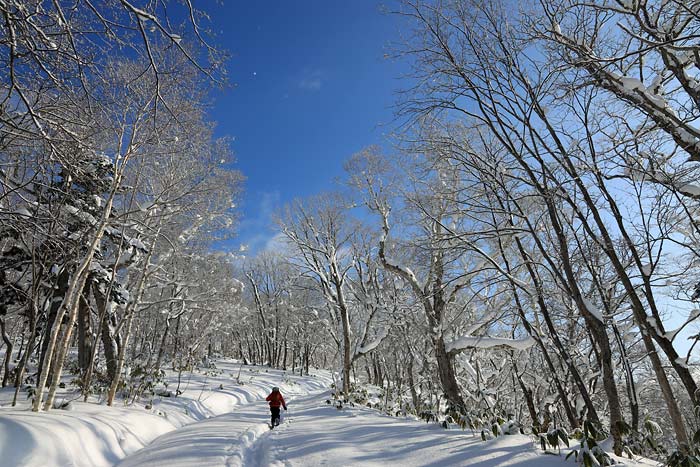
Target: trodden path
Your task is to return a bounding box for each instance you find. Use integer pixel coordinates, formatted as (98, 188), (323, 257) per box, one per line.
(116, 392), (311, 467)
(118, 391), (571, 467)
(117, 402), (280, 467)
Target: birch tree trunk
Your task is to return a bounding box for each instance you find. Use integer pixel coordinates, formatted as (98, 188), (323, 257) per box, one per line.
(106, 228), (159, 406)
(36, 177), (121, 412)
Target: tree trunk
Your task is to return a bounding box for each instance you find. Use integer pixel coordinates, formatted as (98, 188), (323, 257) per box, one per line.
(282, 336), (288, 370)
(640, 327), (689, 445)
(12, 294), (38, 406)
(304, 343), (311, 376)
(154, 318), (171, 372)
(586, 313), (624, 455)
(612, 321), (639, 431)
(340, 307), (352, 393)
(37, 179), (122, 412)
(514, 362), (539, 432)
(332, 269), (353, 393)
(0, 317), (14, 387)
(36, 269), (69, 389)
(406, 353), (420, 413)
(12, 319), (36, 405)
(107, 234), (157, 406)
(77, 283), (92, 374)
(96, 293), (119, 382)
(434, 336), (464, 410)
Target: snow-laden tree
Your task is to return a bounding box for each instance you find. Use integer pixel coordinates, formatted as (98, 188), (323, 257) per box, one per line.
(532, 0), (700, 170)
(277, 194), (392, 392)
(392, 0), (698, 453)
(0, 0), (242, 412)
(236, 252), (332, 373)
(347, 148), (526, 415)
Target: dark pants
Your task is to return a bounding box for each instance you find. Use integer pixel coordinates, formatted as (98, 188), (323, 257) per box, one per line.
(270, 407), (280, 426)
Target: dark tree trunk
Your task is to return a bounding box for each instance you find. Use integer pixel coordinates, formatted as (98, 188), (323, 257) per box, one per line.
(154, 319), (171, 372)
(38, 270), (69, 385)
(94, 287), (119, 381)
(434, 336), (464, 410)
(304, 343), (311, 376)
(612, 322), (639, 431)
(406, 354), (420, 413)
(0, 317), (14, 387)
(514, 365), (539, 432)
(12, 311), (37, 406)
(282, 336), (288, 370)
(77, 283), (92, 374)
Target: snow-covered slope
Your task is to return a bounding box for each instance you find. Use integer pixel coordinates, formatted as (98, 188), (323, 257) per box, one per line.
(0, 360), (330, 466)
(119, 390), (660, 467)
(0, 360), (660, 466)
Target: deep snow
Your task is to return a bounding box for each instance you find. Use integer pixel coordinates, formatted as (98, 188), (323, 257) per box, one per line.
(118, 390), (660, 467)
(0, 360), (660, 466)
(0, 360), (330, 466)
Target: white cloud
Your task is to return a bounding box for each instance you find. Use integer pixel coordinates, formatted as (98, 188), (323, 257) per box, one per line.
(298, 68), (325, 91)
(235, 190), (281, 254)
(262, 232), (292, 254)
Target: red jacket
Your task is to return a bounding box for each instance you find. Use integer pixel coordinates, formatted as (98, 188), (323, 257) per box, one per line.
(266, 391), (287, 409)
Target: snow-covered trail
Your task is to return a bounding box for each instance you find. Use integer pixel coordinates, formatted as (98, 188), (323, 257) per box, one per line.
(116, 392), (309, 467)
(120, 391), (574, 467)
(116, 407), (272, 466)
(0, 362), (332, 466)
(263, 392), (566, 467)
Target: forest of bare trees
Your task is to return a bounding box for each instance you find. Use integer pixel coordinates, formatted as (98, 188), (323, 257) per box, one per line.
(0, 0), (242, 412)
(1, 1), (699, 466)
(250, 0), (700, 462)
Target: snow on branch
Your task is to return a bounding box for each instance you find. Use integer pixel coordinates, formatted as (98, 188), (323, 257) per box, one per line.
(446, 335), (535, 355)
(356, 327), (389, 356)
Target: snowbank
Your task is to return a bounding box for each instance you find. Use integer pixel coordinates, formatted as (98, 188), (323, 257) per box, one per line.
(0, 360), (331, 466)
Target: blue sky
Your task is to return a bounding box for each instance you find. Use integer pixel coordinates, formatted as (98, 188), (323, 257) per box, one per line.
(207, 1), (407, 253)
(202, 3), (697, 355)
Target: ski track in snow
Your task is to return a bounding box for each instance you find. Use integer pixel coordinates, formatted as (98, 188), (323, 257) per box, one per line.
(0, 361), (331, 467)
(118, 390), (659, 467)
(118, 393), (307, 467)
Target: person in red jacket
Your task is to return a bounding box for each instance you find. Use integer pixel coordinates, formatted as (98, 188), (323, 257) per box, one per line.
(265, 386), (287, 427)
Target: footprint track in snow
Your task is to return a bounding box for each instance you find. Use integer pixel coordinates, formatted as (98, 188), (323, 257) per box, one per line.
(225, 421), (294, 467)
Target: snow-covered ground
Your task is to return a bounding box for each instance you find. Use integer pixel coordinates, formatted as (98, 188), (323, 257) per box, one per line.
(0, 359), (660, 466)
(0, 360), (330, 466)
(119, 389), (660, 467)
